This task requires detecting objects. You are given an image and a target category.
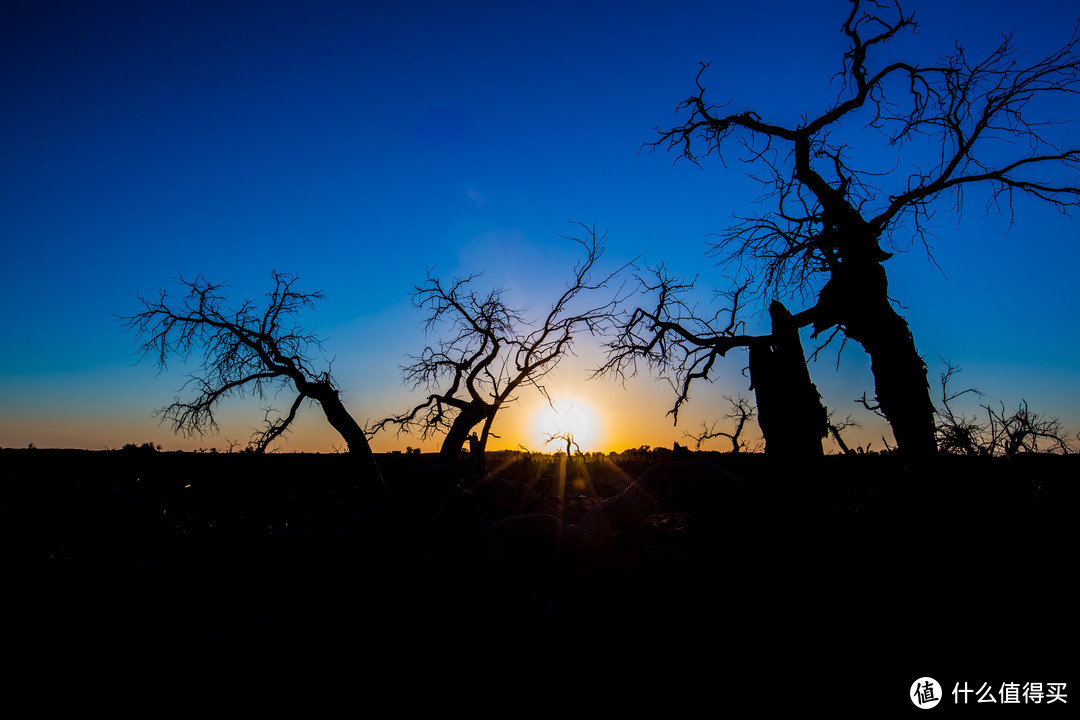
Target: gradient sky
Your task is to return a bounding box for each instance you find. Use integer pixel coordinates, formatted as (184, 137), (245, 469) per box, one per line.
(3, 0), (1078, 454)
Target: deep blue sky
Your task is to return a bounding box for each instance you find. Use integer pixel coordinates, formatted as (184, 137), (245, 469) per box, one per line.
(2, 0), (1078, 453)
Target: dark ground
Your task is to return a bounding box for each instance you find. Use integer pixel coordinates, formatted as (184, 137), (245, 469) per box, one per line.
(3, 447), (1076, 716)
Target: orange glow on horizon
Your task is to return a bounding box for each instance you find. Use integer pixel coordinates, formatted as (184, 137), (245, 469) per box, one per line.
(535, 399), (598, 453)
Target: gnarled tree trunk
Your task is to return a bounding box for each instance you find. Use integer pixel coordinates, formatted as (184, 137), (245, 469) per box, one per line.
(438, 401), (495, 467)
(815, 260), (937, 460)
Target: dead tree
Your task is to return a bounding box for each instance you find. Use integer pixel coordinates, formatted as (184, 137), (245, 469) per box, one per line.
(826, 411), (861, 455)
(935, 360), (988, 456)
(373, 224), (630, 473)
(937, 360), (1073, 457)
(641, 0), (1080, 459)
(597, 263), (827, 457)
(122, 271), (384, 491)
(985, 401), (1073, 457)
(544, 431), (581, 459)
(685, 396), (756, 453)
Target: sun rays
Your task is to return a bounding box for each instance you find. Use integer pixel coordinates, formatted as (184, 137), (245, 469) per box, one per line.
(536, 399), (597, 452)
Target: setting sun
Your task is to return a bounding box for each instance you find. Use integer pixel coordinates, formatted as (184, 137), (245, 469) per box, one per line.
(535, 399), (598, 451)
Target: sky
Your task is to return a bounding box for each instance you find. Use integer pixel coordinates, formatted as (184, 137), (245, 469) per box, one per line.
(2, 0), (1078, 454)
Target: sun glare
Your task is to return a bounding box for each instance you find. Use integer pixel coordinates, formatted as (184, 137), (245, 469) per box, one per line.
(536, 400), (597, 451)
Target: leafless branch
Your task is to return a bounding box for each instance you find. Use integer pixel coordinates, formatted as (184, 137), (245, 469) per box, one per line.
(826, 410), (861, 455)
(935, 360), (1073, 456)
(121, 271), (378, 473)
(633, 1), (1079, 459)
(684, 395), (757, 452)
(544, 431), (581, 458)
(379, 224), (633, 461)
(594, 263), (764, 424)
(647, 0), (1079, 309)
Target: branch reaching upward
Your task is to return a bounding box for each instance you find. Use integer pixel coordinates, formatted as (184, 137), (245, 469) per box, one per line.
(648, 2), (1080, 303)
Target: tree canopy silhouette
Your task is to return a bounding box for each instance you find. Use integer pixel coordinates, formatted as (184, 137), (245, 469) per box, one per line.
(606, 0), (1080, 459)
(123, 271), (384, 489)
(372, 224), (630, 471)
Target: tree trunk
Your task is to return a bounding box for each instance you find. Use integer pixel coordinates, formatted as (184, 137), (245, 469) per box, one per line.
(816, 261), (937, 460)
(438, 401), (491, 466)
(749, 301), (828, 459)
(306, 382), (386, 494)
(854, 311), (937, 459)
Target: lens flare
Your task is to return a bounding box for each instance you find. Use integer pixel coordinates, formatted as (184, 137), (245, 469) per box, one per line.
(537, 400), (596, 450)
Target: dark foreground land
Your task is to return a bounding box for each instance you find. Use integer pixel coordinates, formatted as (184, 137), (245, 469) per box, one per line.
(4, 447), (1077, 715)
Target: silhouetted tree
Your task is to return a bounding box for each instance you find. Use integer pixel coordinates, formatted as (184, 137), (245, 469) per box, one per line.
(936, 360), (1073, 457)
(626, 0), (1080, 459)
(685, 395), (756, 453)
(123, 271), (384, 490)
(545, 430), (581, 459)
(935, 360), (987, 456)
(598, 263), (829, 457)
(826, 411), (861, 455)
(373, 225), (629, 473)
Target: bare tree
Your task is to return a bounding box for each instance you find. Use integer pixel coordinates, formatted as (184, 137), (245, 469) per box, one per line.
(684, 395), (756, 453)
(826, 411), (861, 455)
(635, 0), (1080, 459)
(985, 400), (1073, 457)
(544, 431), (581, 459)
(597, 263), (828, 457)
(599, 263), (757, 425)
(936, 360), (1073, 457)
(372, 225), (630, 472)
(935, 359), (988, 456)
(122, 271), (384, 490)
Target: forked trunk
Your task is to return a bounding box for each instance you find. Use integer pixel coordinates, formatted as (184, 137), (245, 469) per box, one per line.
(437, 401), (492, 467)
